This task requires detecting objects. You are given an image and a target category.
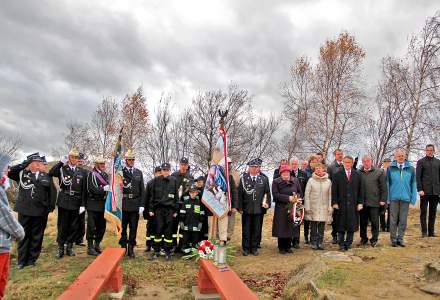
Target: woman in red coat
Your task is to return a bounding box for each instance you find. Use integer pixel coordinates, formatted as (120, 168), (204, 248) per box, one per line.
(272, 165), (302, 254)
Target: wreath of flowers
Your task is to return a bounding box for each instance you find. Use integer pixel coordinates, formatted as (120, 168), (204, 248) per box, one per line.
(183, 240), (215, 260)
(286, 194), (305, 226)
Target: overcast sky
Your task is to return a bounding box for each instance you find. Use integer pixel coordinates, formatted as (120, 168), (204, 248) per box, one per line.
(1, 0), (438, 158)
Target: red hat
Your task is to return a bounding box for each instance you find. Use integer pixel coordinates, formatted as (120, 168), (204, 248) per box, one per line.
(279, 165), (291, 175)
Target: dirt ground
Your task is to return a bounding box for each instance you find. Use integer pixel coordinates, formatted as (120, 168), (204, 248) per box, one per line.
(5, 208), (440, 299)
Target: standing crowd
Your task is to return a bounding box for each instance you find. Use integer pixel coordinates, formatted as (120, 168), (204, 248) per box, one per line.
(0, 143), (439, 295)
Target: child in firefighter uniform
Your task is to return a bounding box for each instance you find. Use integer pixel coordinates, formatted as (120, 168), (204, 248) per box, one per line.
(179, 184), (205, 254)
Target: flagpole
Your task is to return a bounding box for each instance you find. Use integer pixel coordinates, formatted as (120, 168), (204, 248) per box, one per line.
(210, 110), (228, 243)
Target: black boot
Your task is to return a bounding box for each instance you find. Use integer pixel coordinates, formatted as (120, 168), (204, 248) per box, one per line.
(94, 241), (102, 254)
(56, 244), (65, 259)
(127, 244), (135, 258)
(87, 241), (98, 256)
(66, 243), (75, 256)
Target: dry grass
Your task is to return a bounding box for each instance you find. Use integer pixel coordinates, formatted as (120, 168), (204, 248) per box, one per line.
(5, 209), (440, 299)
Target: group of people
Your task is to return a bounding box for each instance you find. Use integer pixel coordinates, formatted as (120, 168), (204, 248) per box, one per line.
(0, 143), (438, 275)
(267, 144), (439, 254)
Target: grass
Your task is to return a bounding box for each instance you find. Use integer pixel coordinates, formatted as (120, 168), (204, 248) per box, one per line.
(316, 268), (348, 289)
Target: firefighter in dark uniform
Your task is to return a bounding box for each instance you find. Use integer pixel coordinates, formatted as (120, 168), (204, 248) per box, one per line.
(195, 175), (208, 241)
(148, 163), (179, 261)
(49, 147), (87, 258)
(119, 149), (145, 258)
(234, 158), (271, 256)
(144, 166), (162, 252)
(75, 152), (88, 247)
(179, 184), (205, 253)
(171, 157), (194, 252)
(8, 153), (56, 269)
(84, 157), (109, 256)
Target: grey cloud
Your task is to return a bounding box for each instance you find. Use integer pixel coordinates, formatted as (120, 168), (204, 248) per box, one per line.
(0, 0), (438, 156)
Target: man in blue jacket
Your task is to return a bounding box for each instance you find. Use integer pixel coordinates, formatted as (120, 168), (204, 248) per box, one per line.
(387, 149), (417, 247)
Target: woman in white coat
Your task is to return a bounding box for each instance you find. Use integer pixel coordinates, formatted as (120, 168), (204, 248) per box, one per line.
(304, 163), (332, 250)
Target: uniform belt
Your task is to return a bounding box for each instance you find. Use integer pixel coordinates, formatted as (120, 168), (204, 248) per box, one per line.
(123, 193), (138, 199)
(61, 189), (79, 196)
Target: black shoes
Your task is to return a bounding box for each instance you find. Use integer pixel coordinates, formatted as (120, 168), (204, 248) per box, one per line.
(127, 245), (135, 258)
(251, 249), (259, 256)
(279, 250), (287, 254)
(94, 242), (102, 254)
(165, 254), (172, 261)
(311, 244), (318, 250)
(76, 240), (86, 247)
(428, 233), (437, 237)
(149, 252), (159, 261)
(370, 240), (378, 247)
(317, 244), (325, 250)
(338, 245), (345, 251)
(286, 248), (294, 253)
(242, 250), (249, 256)
(422, 232), (428, 238)
(56, 245), (65, 259)
(397, 241), (405, 247)
(391, 242), (398, 247)
(17, 264), (25, 270)
(292, 243), (300, 249)
(144, 245), (151, 252)
(305, 237), (310, 245)
(66, 243), (75, 256)
(332, 237), (338, 244)
(359, 239), (369, 246)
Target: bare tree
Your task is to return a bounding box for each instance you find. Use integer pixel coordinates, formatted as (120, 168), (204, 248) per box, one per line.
(282, 33), (366, 160)
(64, 121), (95, 155)
(365, 58), (407, 166)
(170, 110), (194, 169)
(189, 84), (253, 173)
(396, 13), (440, 155)
(121, 86), (149, 150)
(142, 95), (173, 170)
(281, 56), (312, 160)
(0, 133), (22, 158)
(90, 97), (120, 158)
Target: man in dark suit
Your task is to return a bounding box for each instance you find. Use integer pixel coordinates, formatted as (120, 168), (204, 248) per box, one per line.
(327, 149), (344, 244)
(331, 155), (364, 251)
(234, 159), (271, 256)
(416, 144), (440, 237)
(8, 153), (56, 268)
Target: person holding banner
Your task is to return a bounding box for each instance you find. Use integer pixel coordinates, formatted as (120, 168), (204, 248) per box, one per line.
(235, 158), (271, 256)
(84, 157), (109, 256)
(148, 163), (179, 261)
(272, 164), (302, 254)
(49, 147), (88, 258)
(119, 149), (145, 258)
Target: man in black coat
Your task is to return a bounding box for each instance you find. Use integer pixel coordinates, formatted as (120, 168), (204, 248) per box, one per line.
(273, 159), (288, 180)
(49, 147), (87, 258)
(331, 156), (364, 251)
(119, 149), (145, 258)
(327, 149), (344, 244)
(144, 166), (162, 252)
(289, 157), (309, 247)
(359, 155), (387, 247)
(234, 159), (271, 256)
(84, 157), (109, 256)
(148, 163), (179, 261)
(416, 144), (440, 237)
(8, 153), (56, 268)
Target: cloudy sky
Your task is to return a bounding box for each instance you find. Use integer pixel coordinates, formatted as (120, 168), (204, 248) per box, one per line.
(1, 0), (438, 158)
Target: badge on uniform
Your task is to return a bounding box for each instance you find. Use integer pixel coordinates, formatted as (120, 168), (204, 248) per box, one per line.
(168, 194), (174, 198)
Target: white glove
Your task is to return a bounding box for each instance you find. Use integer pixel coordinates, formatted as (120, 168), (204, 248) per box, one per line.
(139, 207), (145, 215)
(61, 155), (68, 164)
(79, 206), (85, 214)
(103, 185), (110, 192)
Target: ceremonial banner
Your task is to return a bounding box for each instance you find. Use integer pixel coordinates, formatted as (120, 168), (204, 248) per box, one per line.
(104, 133), (123, 234)
(201, 127), (230, 218)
